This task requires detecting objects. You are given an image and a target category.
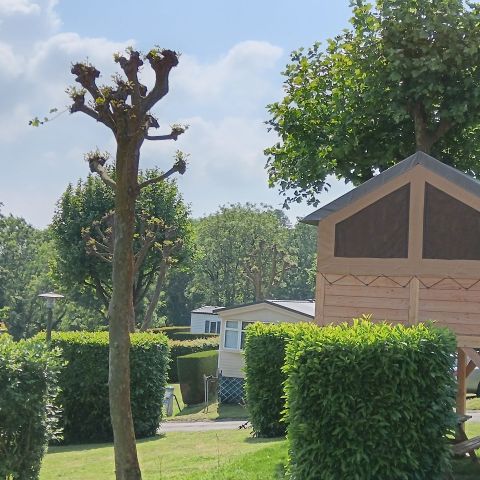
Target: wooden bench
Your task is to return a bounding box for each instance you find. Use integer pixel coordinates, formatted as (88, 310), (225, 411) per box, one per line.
(451, 435), (480, 462)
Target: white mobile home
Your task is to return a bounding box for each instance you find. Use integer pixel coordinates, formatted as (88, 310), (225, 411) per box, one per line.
(216, 300), (315, 403)
(190, 305), (222, 334)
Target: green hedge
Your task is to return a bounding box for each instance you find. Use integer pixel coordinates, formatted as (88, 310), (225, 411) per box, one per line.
(172, 332), (218, 341)
(149, 326), (190, 339)
(0, 336), (62, 480)
(48, 331), (169, 443)
(244, 322), (310, 437)
(177, 350), (219, 405)
(284, 319), (457, 480)
(168, 337), (219, 383)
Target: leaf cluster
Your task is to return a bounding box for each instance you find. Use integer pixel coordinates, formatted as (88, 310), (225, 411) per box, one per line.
(244, 322), (312, 438)
(40, 331), (169, 443)
(283, 318), (457, 479)
(266, 0), (480, 205)
(0, 336), (63, 479)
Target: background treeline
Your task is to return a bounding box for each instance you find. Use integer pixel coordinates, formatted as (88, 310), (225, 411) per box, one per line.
(0, 175), (316, 338)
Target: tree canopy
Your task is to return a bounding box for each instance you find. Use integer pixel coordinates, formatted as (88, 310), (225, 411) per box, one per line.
(266, 0), (480, 206)
(52, 169), (191, 330)
(191, 204), (315, 306)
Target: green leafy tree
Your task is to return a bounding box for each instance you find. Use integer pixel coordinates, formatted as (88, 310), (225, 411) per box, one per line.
(266, 0), (480, 205)
(0, 212), (46, 338)
(192, 204), (296, 306)
(52, 169), (191, 331)
(0, 211), (93, 339)
(276, 221), (317, 300)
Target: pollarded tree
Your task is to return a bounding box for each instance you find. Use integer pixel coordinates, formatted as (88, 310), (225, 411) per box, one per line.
(65, 48), (188, 479)
(193, 204), (295, 306)
(266, 0), (480, 206)
(52, 168), (191, 331)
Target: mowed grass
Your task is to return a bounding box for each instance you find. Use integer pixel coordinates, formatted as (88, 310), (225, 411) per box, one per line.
(40, 430), (285, 480)
(40, 424), (480, 479)
(467, 396), (480, 410)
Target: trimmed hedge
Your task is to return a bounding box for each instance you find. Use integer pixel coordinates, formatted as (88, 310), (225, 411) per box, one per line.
(284, 319), (457, 480)
(0, 336), (62, 480)
(172, 332), (218, 341)
(177, 349), (218, 405)
(244, 322), (311, 437)
(149, 326), (190, 339)
(48, 331), (169, 443)
(168, 337), (219, 383)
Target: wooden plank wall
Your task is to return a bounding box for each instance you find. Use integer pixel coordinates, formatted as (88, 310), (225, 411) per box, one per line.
(319, 274), (480, 347)
(321, 275), (410, 325)
(418, 277), (480, 339)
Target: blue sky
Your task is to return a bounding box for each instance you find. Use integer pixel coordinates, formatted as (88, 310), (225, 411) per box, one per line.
(0, 0), (353, 227)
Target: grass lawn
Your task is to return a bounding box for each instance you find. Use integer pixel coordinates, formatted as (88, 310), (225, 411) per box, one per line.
(166, 384), (248, 422)
(40, 424), (480, 480)
(467, 396), (480, 410)
(40, 430), (285, 480)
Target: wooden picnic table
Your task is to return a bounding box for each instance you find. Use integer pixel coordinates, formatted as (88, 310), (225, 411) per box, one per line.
(451, 414), (480, 463)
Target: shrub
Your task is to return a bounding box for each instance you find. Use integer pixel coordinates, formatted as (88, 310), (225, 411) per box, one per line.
(149, 326), (190, 339)
(284, 318), (457, 480)
(244, 322), (310, 437)
(172, 332), (217, 341)
(177, 350), (219, 405)
(0, 336), (62, 480)
(168, 337), (219, 383)
(47, 331), (169, 443)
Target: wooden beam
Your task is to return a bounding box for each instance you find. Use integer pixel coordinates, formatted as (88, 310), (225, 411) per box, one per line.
(456, 348), (467, 422)
(315, 273), (326, 326)
(408, 277), (420, 324)
(463, 347), (480, 369)
(467, 360), (477, 378)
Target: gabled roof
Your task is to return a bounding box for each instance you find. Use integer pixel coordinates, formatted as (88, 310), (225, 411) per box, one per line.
(215, 299), (315, 319)
(302, 151), (480, 225)
(191, 305), (223, 315)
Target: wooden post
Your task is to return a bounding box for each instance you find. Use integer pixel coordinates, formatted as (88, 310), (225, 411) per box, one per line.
(315, 273), (326, 326)
(408, 277), (420, 324)
(456, 348), (467, 432)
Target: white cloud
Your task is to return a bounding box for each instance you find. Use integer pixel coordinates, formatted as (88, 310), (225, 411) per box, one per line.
(0, 4), (306, 227)
(0, 0), (40, 16)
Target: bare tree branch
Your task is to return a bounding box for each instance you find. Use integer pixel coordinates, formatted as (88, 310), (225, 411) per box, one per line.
(71, 63), (101, 100)
(143, 49), (179, 112)
(114, 50), (146, 106)
(146, 124), (188, 141)
(69, 90), (116, 131)
(138, 151), (188, 190)
(84, 150), (116, 189)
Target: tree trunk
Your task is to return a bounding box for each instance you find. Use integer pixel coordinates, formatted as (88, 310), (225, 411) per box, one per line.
(109, 140), (142, 480)
(412, 101), (433, 154)
(140, 258), (169, 331)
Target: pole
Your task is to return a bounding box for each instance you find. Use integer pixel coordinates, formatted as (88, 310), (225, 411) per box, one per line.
(46, 307), (53, 344)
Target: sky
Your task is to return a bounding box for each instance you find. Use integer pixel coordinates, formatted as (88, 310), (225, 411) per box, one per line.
(0, 0), (354, 228)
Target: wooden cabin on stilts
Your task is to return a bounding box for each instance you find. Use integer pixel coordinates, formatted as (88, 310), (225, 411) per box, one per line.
(303, 151), (480, 419)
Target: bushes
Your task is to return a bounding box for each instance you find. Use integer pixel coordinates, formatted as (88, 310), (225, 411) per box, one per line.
(284, 319), (457, 480)
(149, 326), (190, 339)
(168, 337), (219, 382)
(172, 332), (217, 341)
(244, 322), (310, 437)
(0, 336), (62, 480)
(177, 350), (218, 405)
(49, 331), (169, 443)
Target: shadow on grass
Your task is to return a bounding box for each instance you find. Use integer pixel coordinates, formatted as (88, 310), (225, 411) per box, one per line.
(47, 433), (166, 455)
(452, 457), (480, 479)
(244, 435), (286, 445)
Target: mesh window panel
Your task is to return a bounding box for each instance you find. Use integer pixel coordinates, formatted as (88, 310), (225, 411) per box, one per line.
(334, 184), (410, 258)
(423, 183), (480, 260)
